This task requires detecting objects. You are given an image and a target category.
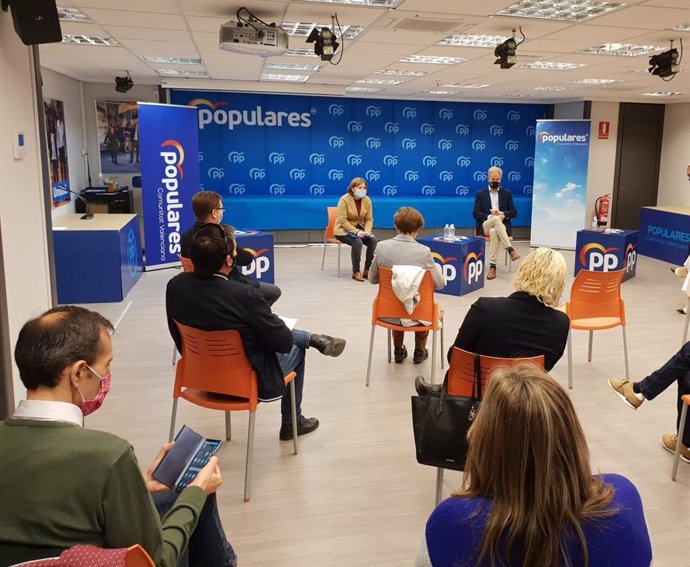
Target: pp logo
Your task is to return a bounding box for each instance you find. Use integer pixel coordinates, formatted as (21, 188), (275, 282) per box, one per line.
(439, 108), (453, 120)
(505, 140), (519, 151)
(348, 121), (363, 133)
(383, 185), (398, 196)
(455, 186), (470, 196)
(456, 156), (471, 168)
(240, 248), (271, 279)
(208, 167), (224, 180)
(405, 170), (420, 182)
(625, 244), (637, 273)
(229, 183), (245, 195)
(421, 123), (435, 135)
(402, 107), (417, 119)
(473, 171), (487, 183)
(383, 155), (398, 166)
(366, 105), (382, 118)
(456, 124), (470, 136)
(269, 184), (286, 196)
(473, 110), (488, 121)
(250, 168), (266, 180)
(309, 153), (325, 165)
(421, 185), (436, 196)
(366, 170), (381, 181)
(524, 156), (535, 168)
(526, 125), (536, 136)
(508, 171), (521, 182)
(347, 154), (363, 166)
(579, 244), (620, 271)
(268, 152), (285, 164)
(432, 252), (458, 282)
(402, 138), (417, 150)
(463, 252), (484, 284)
(439, 171), (453, 182)
(523, 185), (533, 196)
(228, 151), (245, 164)
(423, 156), (437, 167)
(329, 104), (344, 117)
(507, 110), (521, 122)
(438, 139), (452, 151)
(490, 125), (504, 136)
(384, 122), (399, 134)
(329, 169), (344, 181)
(366, 137), (382, 150)
(310, 184), (326, 196)
(490, 156), (504, 167)
(127, 229), (138, 278)
(329, 136), (345, 149)
(289, 169), (306, 181)
(472, 140), (486, 151)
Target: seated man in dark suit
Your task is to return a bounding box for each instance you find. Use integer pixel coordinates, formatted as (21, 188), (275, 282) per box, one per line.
(416, 248), (570, 394)
(472, 166), (520, 280)
(180, 190), (281, 306)
(167, 224), (346, 440)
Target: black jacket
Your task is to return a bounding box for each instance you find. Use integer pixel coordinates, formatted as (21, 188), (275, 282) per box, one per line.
(450, 292), (569, 371)
(472, 187), (517, 236)
(166, 272), (292, 401)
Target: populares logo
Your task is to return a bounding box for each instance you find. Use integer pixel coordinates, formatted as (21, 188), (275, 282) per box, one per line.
(269, 184), (286, 195)
(240, 248), (271, 279)
(463, 252), (484, 284)
(159, 139), (185, 256)
(457, 156), (471, 168)
(382, 185), (397, 196)
(579, 243), (620, 271)
(538, 131), (588, 143)
(624, 243), (637, 273)
(190, 99), (312, 131)
(432, 252), (459, 282)
(228, 151), (245, 164)
(310, 184), (325, 196)
(208, 167), (224, 180)
(309, 153), (326, 165)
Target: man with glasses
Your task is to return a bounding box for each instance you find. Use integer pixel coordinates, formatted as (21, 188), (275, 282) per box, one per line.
(180, 191), (281, 306)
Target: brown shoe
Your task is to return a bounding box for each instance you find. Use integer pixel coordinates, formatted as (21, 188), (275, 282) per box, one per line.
(509, 249), (521, 262)
(352, 272), (364, 282)
(362, 270), (369, 280)
(487, 267), (497, 280)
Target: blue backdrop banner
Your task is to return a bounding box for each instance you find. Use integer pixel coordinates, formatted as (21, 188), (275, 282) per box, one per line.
(139, 102), (199, 269)
(170, 90), (544, 229)
(531, 120), (591, 250)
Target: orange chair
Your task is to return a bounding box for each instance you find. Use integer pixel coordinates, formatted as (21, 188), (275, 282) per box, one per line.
(365, 267), (444, 386)
(672, 394), (690, 481)
(433, 348), (545, 505)
(321, 206), (343, 277)
(566, 269), (628, 389)
(169, 320), (298, 502)
(9, 544), (155, 567)
(171, 257), (195, 366)
(125, 545), (156, 567)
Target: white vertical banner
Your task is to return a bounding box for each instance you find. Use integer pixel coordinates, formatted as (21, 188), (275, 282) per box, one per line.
(530, 120), (591, 249)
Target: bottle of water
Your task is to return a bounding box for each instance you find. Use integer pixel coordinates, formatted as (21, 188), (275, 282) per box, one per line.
(443, 224), (450, 241)
(449, 224), (455, 240)
(591, 216), (598, 230)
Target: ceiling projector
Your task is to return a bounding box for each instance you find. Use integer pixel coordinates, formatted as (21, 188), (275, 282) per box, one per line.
(219, 20), (289, 57)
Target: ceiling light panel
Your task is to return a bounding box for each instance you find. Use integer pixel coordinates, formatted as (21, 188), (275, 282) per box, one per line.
(282, 22), (364, 41)
(672, 24), (690, 32)
(642, 91), (682, 97)
(141, 56), (202, 65)
(534, 86), (571, 91)
(497, 0), (625, 22)
(355, 78), (403, 85)
(571, 78), (623, 84)
(286, 49), (319, 58)
(347, 86), (383, 92)
(299, 0), (403, 6)
(578, 43), (664, 56)
(265, 63), (321, 72)
(437, 33), (511, 48)
(442, 83), (491, 89)
(420, 90), (455, 95)
(399, 55), (467, 65)
(62, 35), (118, 46)
(260, 73), (310, 82)
(375, 69), (426, 77)
(57, 6), (90, 22)
(515, 61), (586, 70)
(156, 69), (209, 78)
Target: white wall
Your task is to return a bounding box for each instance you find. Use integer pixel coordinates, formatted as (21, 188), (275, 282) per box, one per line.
(657, 103), (690, 208)
(587, 102), (620, 227)
(41, 68), (87, 220)
(0, 18), (54, 407)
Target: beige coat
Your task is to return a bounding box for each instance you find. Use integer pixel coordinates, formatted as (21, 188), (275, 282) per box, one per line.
(333, 193), (373, 236)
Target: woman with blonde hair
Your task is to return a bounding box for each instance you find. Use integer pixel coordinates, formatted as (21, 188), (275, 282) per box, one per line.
(416, 247), (569, 395)
(333, 177), (377, 282)
(418, 364), (652, 567)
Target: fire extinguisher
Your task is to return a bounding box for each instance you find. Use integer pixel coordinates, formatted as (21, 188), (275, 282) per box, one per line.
(594, 194), (611, 227)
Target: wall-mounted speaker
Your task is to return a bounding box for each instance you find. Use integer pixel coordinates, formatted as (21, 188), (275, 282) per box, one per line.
(6, 0), (62, 46)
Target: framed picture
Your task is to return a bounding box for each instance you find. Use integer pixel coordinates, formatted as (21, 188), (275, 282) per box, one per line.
(44, 98), (70, 207)
(96, 100), (140, 175)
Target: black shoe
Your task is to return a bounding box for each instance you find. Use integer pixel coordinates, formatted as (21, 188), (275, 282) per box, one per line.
(678, 307), (688, 315)
(279, 415), (319, 440)
(413, 348), (429, 364)
(394, 345), (408, 363)
(309, 334), (346, 357)
(414, 376), (442, 397)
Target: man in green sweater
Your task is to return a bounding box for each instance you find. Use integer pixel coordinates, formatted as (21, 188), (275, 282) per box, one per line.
(0, 306), (236, 567)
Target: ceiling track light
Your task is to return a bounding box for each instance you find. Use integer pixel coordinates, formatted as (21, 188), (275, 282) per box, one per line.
(494, 27), (525, 69)
(305, 14), (342, 63)
(648, 39), (683, 81)
(115, 71), (133, 93)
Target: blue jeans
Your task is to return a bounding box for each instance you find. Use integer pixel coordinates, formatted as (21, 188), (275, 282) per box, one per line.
(276, 329), (310, 424)
(153, 492), (237, 567)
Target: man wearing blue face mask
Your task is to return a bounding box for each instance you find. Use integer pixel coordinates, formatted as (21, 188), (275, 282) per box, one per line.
(334, 177), (377, 281)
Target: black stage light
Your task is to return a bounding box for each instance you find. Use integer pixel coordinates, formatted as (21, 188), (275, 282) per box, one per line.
(494, 37), (518, 69)
(115, 72), (133, 93)
(306, 26), (339, 61)
(648, 48), (679, 79)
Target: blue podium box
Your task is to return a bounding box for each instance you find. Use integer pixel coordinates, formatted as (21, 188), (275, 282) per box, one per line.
(638, 206), (690, 265)
(235, 230), (275, 284)
(418, 235), (485, 296)
(574, 229), (638, 282)
(53, 214), (143, 304)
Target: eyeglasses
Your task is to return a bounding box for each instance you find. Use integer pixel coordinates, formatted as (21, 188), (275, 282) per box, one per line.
(215, 207), (226, 212)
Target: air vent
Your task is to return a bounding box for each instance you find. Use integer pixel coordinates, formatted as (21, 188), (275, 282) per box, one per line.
(390, 18), (471, 33)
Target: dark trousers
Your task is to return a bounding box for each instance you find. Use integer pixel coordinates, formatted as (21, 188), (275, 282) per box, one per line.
(638, 341), (690, 447)
(335, 234), (377, 273)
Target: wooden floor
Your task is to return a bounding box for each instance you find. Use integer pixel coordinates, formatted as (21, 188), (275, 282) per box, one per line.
(85, 243), (690, 567)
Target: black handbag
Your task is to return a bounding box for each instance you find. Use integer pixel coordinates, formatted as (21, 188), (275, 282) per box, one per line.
(411, 353), (483, 471)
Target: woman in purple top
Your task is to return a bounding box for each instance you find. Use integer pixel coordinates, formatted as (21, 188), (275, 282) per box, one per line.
(418, 364), (652, 567)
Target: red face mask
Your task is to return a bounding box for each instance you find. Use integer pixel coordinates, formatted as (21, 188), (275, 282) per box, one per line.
(79, 365), (111, 416)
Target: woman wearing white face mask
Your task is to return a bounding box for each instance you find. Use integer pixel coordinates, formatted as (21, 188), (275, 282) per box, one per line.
(334, 177), (377, 282)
